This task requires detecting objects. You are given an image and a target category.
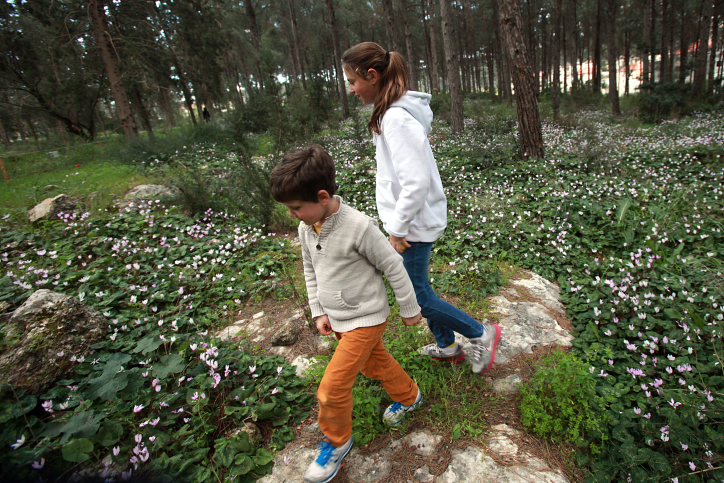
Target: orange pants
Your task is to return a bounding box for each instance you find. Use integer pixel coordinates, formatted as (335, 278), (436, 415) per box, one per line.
(317, 321), (419, 447)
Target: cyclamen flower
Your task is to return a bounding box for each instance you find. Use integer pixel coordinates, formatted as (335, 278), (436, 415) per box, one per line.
(271, 388), (279, 395)
(10, 435), (25, 450)
(133, 404), (145, 413)
(42, 400), (53, 413)
(689, 461), (696, 471)
(31, 458), (45, 470)
(113, 446), (120, 456)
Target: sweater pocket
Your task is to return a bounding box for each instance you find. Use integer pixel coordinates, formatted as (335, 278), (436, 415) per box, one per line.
(317, 288), (361, 319)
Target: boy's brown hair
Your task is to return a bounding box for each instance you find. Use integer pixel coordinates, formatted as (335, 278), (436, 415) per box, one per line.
(270, 144), (337, 202)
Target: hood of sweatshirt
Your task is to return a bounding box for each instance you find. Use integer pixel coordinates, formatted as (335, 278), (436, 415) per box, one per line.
(389, 91), (433, 136)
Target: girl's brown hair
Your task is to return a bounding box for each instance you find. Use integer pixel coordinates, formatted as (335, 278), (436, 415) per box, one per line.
(341, 42), (409, 135)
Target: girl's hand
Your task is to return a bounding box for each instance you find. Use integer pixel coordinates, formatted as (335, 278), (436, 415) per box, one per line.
(315, 315), (333, 335)
(402, 313), (422, 326)
(389, 235), (411, 253)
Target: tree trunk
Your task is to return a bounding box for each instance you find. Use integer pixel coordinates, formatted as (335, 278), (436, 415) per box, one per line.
(571, 0), (580, 88)
(594, 0), (602, 91)
(87, 0), (138, 142)
(0, 119), (10, 148)
(707, 1), (719, 94)
(693, 0), (712, 96)
(422, 0), (436, 90)
(382, 0), (403, 52)
(325, 0), (349, 117)
(244, 0), (264, 91)
(397, 0), (418, 91)
(289, 0), (307, 89)
(606, 0), (621, 114)
(159, 88), (175, 127)
(487, 45), (497, 100)
(439, 0), (464, 133)
(625, 31), (631, 94)
(661, 0), (670, 81)
(553, 0), (562, 114)
(650, 0), (656, 82)
(533, 0), (540, 93)
(498, 0), (544, 159)
(428, 0), (441, 91)
(643, 0), (651, 81)
(679, 1), (688, 83)
(130, 84), (155, 138)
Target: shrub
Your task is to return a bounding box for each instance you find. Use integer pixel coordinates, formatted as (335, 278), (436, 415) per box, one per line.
(635, 82), (692, 123)
(520, 350), (610, 448)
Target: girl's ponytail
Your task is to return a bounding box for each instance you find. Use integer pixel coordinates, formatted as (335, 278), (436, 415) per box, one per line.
(342, 42), (409, 135)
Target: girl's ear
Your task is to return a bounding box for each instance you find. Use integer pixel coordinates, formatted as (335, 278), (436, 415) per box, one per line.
(367, 68), (380, 85)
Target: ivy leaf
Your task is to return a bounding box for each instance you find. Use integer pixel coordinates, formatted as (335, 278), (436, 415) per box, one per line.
(133, 336), (164, 355)
(252, 447), (274, 467)
(59, 410), (104, 444)
(97, 420), (123, 447)
(153, 354), (186, 379)
(62, 438), (94, 462)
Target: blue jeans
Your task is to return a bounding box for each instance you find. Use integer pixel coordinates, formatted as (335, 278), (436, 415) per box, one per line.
(401, 242), (484, 347)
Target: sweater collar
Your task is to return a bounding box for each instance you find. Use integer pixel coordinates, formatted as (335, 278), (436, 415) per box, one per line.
(303, 196), (348, 236)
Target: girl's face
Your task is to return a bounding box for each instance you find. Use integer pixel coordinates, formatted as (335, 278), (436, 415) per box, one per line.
(344, 66), (380, 106)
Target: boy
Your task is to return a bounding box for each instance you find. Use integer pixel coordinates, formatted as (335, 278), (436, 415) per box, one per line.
(270, 144), (423, 483)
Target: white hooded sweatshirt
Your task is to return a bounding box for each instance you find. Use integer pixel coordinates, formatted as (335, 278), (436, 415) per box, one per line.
(374, 91), (447, 243)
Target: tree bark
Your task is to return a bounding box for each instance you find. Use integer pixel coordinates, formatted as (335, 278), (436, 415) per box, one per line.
(87, 0), (138, 142)
(593, 0), (602, 91)
(159, 87), (176, 127)
(325, 0), (349, 117)
(571, 0), (580, 88)
(693, 0), (712, 96)
(625, 31), (631, 94)
(498, 0), (544, 159)
(679, 0), (689, 83)
(661, 0), (671, 81)
(707, 1), (720, 94)
(130, 84), (155, 138)
(439, 0), (464, 132)
(382, 0), (403, 52)
(643, 0), (651, 81)
(428, 0), (441, 91)
(289, 0), (307, 89)
(553, 0), (562, 114)
(606, 0), (621, 115)
(244, 0), (264, 92)
(397, 0), (418, 91)
(650, 0), (656, 82)
(487, 44), (497, 99)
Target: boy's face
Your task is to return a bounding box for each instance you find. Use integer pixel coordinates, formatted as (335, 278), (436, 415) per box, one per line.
(282, 200), (327, 226)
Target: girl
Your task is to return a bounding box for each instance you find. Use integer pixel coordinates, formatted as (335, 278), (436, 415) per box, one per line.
(341, 42), (501, 375)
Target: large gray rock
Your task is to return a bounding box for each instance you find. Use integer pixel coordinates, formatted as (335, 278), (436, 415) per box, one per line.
(28, 194), (76, 222)
(270, 320), (301, 346)
(125, 184), (181, 201)
(116, 185), (182, 212)
(256, 445), (317, 483)
(0, 290), (107, 395)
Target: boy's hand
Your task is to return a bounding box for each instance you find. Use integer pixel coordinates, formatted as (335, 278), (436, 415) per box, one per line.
(389, 235), (411, 253)
(315, 315), (333, 335)
(402, 313), (422, 326)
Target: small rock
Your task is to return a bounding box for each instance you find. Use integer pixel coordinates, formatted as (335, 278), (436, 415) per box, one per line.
(253, 311), (265, 319)
(346, 450), (392, 482)
(28, 194), (76, 222)
(232, 422), (261, 444)
(404, 431), (442, 456)
(214, 325), (244, 342)
(493, 374), (523, 394)
(317, 335), (334, 351)
(270, 320), (300, 346)
(414, 465), (434, 482)
(302, 421), (320, 436)
(43, 185), (60, 193)
(0, 301), (11, 314)
(292, 355), (317, 378)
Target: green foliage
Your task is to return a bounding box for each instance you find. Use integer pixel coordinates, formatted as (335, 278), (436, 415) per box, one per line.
(520, 350), (610, 447)
(636, 82), (693, 123)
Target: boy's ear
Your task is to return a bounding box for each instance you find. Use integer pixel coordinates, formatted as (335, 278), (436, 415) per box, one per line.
(317, 190), (331, 204)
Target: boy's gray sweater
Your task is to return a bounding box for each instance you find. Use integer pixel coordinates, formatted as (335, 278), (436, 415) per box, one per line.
(299, 197), (421, 333)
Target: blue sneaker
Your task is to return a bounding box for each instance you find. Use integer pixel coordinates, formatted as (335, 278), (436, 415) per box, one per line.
(382, 388), (423, 425)
(303, 436), (353, 482)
